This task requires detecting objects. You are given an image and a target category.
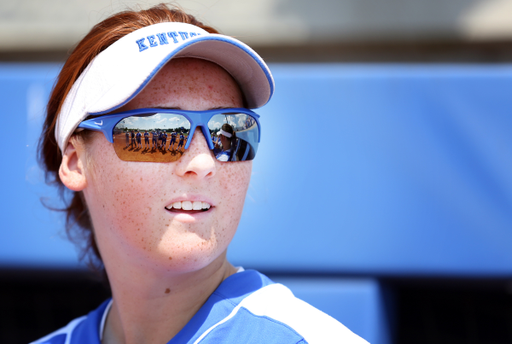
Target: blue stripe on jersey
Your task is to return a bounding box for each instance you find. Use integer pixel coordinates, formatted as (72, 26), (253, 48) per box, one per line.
(32, 333), (66, 344)
(169, 270), (274, 343)
(197, 307), (305, 343)
(69, 299), (110, 343)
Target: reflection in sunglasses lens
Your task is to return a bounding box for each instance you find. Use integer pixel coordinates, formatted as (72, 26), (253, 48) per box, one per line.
(208, 113), (258, 162)
(113, 113), (191, 162)
(111, 112), (259, 162)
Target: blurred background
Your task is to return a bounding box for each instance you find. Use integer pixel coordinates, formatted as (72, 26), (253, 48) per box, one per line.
(2, 0), (512, 62)
(1, 1), (512, 343)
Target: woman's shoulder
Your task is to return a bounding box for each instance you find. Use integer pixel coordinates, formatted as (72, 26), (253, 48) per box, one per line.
(197, 269), (369, 344)
(240, 282), (367, 343)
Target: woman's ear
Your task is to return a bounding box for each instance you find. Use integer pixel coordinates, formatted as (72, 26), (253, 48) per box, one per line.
(59, 139), (87, 191)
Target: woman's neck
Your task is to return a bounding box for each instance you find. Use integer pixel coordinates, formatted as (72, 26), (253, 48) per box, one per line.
(102, 255), (237, 344)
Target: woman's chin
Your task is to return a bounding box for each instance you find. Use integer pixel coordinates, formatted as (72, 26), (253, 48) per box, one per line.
(136, 242), (227, 275)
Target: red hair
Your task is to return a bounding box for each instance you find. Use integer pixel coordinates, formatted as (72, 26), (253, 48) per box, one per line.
(39, 3), (218, 269)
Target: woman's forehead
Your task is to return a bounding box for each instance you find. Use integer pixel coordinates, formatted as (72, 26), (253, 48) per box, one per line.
(117, 58), (243, 111)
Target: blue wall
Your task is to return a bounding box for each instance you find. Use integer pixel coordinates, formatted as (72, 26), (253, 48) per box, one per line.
(232, 64), (512, 276)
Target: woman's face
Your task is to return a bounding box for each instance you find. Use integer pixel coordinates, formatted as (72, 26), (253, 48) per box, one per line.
(220, 135), (230, 149)
(81, 58), (251, 274)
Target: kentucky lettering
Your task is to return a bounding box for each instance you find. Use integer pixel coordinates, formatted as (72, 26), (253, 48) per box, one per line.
(136, 31), (202, 52)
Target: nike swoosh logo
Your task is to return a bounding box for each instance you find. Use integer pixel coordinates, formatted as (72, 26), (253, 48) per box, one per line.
(94, 120), (103, 126)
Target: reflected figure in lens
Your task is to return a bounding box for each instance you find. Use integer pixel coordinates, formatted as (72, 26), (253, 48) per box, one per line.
(245, 116), (253, 128)
(130, 130), (136, 149)
(169, 131), (177, 151)
(214, 123), (234, 162)
(136, 131), (142, 149)
(152, 130), (157, 150)
(178, 132), (185, 152)
(158, 131), (164, 149)
(144, 130), (149, 150)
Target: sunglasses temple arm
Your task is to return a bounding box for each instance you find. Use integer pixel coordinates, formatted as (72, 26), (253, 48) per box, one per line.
(77, 118), (116, 143)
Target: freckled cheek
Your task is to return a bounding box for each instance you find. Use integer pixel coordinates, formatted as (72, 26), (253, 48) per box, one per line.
(216, 161), (252, 229)
(85, 143), (166, 244)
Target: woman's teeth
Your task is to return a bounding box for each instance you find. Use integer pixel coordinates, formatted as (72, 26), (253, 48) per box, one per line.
(166, 201), (211, 211)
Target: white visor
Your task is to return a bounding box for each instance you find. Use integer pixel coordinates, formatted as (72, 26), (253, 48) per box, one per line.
(55, 22), (274, 153)
(218, 129), (233, 138)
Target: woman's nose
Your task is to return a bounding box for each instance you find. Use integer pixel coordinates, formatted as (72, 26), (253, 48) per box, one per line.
(174, 128), (216, 179)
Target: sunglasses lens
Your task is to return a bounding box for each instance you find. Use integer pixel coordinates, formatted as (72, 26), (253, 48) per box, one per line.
(112, 113), (191, 162)
(208, 113), (259, 162)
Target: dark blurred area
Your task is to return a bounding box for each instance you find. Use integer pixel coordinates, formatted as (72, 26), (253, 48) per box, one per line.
(393, 278), (512, 344)
(0, 269), (111, 343)
(2, 40), (512, 63)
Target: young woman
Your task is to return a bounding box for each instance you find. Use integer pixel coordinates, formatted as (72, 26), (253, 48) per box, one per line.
(214, 123), (235, 162)
(34, 4), (368, 344)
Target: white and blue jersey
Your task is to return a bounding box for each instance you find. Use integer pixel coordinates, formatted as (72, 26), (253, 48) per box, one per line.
(215, 149), (231, 162)
(31, 270), (368, 344)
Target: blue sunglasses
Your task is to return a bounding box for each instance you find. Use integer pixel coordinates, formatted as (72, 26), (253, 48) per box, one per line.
(78, 108), (260, 162)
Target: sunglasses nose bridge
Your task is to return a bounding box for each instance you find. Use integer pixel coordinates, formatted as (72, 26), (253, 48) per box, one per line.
(183, 124), (214, 150)
(183, 112), (213, 150)
(199, 124), (215, 150)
